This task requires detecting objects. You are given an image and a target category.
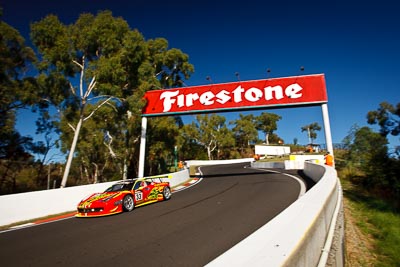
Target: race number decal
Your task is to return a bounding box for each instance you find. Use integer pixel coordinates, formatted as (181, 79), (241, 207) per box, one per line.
(135, 191), (143, 201)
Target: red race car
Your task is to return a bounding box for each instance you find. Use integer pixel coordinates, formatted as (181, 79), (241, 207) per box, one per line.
(76, 177), (171, 217)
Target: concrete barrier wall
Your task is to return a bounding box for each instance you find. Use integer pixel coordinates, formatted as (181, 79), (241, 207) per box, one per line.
(252, 161), (285, 169)
(206, 162), (343, 267)
(285, 154), (325, 169)
(185, 158), (254, 167)
(160, 169), (190, 186)
(0, 169), (190, 227)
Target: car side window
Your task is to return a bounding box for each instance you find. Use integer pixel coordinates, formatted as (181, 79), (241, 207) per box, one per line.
(136, 181), (148, 189)
(133, 181), (141, 190)
(122, 182), (134, 190)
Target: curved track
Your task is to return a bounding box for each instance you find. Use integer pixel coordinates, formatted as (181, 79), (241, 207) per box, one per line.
(0, 162), (306, 266)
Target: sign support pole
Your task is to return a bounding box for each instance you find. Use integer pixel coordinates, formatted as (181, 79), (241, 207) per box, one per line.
(138, 116), (147, 178)
(321, 103), (334, 156)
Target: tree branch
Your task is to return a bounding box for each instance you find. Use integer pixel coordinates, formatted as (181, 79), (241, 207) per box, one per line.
(83, 97), (113, 121)
(72, 59), (83, 70)
(83, 77), (96, 99)
(69, 82), (77, 96)
(68, 123), (76, 132)
(104, 131), (117, 159)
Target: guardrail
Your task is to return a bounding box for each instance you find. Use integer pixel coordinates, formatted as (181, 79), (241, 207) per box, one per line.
(206, 162), (344, 267)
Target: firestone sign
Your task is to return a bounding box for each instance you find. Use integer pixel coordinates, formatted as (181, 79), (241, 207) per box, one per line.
(142, 74), (327, 116)
(138, 73), (333, 177)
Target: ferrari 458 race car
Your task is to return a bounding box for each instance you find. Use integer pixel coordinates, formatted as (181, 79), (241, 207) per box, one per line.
(76, 177), (171, 217)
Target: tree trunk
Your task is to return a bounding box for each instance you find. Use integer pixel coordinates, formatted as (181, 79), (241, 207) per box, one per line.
(265, 133), (269, 145)
(93, 163), (98, 184)
(123, 157), (128, 180)
(60, 116), (83, 188)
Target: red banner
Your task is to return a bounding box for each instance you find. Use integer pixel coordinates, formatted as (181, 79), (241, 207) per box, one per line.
(142, 74), (327, 116)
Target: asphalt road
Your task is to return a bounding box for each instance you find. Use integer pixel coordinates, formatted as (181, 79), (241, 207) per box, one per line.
(0, 162), (306, 267)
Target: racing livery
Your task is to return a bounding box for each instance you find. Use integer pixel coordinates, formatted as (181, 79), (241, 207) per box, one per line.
(76, 177), (171, 217)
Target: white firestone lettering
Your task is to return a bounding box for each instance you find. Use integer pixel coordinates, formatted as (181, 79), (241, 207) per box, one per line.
(160, 91), (179, 112)
(245, 87), (263, 102)
(177, 94), (185, 108)
(233, 85), (245, 102)
(200, 91), (215, 105)
(216, 90), (230, 104)
(186, 93), (200, 107)
(158, 83), (303, 112)
(264, 86), (284, 100)
(285, 83), (303, 98)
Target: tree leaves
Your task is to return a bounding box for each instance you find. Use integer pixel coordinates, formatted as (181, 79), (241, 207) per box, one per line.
(29, 10), (195, 184)
(255, 112), (282, 145)
(230, 114), (258, 149)
(367, 102), (400, 137)
(301, 122), (321, 144)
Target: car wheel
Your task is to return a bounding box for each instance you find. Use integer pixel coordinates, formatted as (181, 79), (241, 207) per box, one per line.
(123, 194), (135, 212)
(163, 187), (171, 200)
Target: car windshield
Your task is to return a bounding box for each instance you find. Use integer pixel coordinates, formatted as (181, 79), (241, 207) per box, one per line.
(105, 182), (133, 192)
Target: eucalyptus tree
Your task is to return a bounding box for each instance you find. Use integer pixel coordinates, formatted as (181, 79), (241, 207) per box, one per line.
(183, 114), (234, 160)
(230, 114), (258, 151)
(0, 11), (39, 193)
(301, 122), (321, 144)
(367, 102), (400, 156)
(0, 12), (36, 159)
(255, 112), (282, 145)
(58, 103), (120, 184)
(30, 11), (193, 187)
(342, 125), (390, 186)
(176, 119), (207, 161)
(146, 116), (182, 175)
(367, 102), (400, 136)
(367, 102), (400, 135)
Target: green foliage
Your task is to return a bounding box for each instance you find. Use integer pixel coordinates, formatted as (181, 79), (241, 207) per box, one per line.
(301, 122), (321, 144)
(146, 117), (181, 175)
(342, 180), (400, 266)
(338, 104), (400, 231)
(367, 102), (400, 157)
(182, 114), (235, 160)
(340, 124), (400, 207)
(343, 126), (388, 167)
(0, 8), (198, 191)
(367, 102), (400, 137)
(0, 17), (41, 194)
(230, 114), (258, 150)
(29, 10), (194, 186)
(255, 112), (282, 144)
(0, 19), (37, 154)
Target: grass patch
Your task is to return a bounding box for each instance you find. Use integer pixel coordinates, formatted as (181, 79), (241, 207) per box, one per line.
(341, 178), (400, 266)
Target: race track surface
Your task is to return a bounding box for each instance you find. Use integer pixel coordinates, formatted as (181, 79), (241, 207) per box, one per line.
(0, 162), (305, 266)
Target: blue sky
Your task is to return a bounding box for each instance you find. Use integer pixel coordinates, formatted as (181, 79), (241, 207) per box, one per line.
(2, 0), (399, 160)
